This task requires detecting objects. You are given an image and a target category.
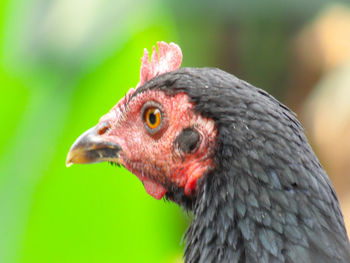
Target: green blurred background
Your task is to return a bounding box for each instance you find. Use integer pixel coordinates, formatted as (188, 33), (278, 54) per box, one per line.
(1, 0), (350, 262)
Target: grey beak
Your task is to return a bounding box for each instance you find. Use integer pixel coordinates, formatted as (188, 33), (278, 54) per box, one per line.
(66, 125), (121, 167)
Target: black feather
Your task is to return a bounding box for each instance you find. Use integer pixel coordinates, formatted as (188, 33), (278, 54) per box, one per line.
(139, 68), (350, 263)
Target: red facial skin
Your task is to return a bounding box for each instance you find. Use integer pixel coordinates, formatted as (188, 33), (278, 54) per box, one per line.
(97, 89), (217, 199)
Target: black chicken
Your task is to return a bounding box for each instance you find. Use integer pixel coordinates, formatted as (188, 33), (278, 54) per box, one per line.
(66, 42), (350, 262)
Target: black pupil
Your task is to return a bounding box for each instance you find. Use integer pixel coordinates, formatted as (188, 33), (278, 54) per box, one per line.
(149, 111), (157, 125)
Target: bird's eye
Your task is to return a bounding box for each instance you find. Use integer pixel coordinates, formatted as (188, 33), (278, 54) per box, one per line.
(143, 107), (162, 130)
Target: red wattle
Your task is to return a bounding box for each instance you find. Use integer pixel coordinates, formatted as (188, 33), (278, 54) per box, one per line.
(143, 179), (167, 200)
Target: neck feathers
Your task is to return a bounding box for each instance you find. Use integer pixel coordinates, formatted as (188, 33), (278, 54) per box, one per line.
(184, 171), (243, 263)
(184, 146), (350, 263)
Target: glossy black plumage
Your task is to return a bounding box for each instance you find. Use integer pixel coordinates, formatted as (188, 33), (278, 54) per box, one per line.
(139, 68), (350, 263)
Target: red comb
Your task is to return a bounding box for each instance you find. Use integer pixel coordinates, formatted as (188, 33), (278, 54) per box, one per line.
(136, 41), (182, 89)
(111, 42), (182, 111)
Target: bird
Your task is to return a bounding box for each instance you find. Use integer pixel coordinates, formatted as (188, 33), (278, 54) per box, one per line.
(66, 42), (350, 263)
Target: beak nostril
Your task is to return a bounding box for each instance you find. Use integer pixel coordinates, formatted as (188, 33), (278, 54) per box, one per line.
(98, 123), (111, 135)
(66, 124), (121, 166)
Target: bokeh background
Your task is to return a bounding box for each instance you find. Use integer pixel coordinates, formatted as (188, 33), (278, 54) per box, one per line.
(1, 0), (350, 262)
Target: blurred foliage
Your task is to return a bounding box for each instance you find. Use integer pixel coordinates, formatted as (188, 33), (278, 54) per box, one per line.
(0, 0), (349, 263)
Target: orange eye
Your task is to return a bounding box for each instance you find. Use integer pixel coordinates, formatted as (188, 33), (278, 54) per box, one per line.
(144, 107), (162, 130)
